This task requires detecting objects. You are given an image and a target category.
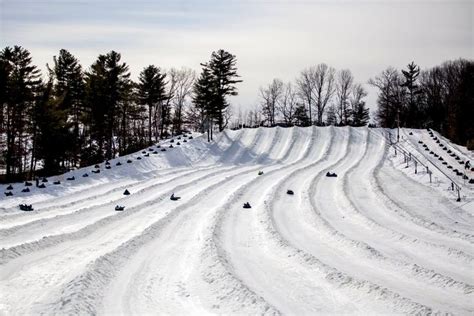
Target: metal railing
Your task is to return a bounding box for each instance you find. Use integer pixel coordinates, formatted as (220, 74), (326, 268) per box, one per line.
(369, 128), (463, 202)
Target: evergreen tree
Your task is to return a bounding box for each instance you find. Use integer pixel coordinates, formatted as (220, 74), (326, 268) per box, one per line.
(192, 68), (217, 141)
(294, 104), (310, 126)
(138, 65), (167, 144)
(34, 70), (72, 175)
(325, 105), (337, 126)
(401, 61), (422, 127)
(351, 102), (370, 126)
(201, 49), (242, 131)
(85, 51), (130, 162)
(0, 46), (41, 181)
(52, 49), (85, 167)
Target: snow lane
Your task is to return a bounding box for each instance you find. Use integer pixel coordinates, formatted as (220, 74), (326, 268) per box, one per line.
(379, 159), (474, 237)
(0, 165), (238, 249)
(346, 131), (474, 282)
(0, 165), (216, 230)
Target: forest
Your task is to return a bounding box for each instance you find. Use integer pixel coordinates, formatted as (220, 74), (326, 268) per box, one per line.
(0, 45), (472, 182)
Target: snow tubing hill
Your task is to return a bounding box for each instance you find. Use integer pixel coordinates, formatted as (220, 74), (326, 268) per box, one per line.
(0, 126), (473, 315)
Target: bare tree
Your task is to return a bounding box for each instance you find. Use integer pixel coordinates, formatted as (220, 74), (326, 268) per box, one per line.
(313, 63), (336, 125)
(168, 67), (196, 134)
(350, 83), (367, 113)
(296, 67), (315, 124)
(277, 82), (297, 126)
(368, 67), (406, 128)
(259, 78), (283, 126)
(335, 69), (354, 125)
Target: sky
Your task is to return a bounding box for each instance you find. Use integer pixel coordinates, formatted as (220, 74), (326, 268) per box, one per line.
(1, 0), (473, 115)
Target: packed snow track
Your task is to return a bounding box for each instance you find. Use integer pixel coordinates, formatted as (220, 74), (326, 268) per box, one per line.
(1, 126), (473, 315)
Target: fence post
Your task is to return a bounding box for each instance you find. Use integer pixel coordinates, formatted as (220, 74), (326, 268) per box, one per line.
(409, 152), (411, 161)
(428, 169), (432, 183)
(415, 161), (417, 174)
(456, 188), (461, 202)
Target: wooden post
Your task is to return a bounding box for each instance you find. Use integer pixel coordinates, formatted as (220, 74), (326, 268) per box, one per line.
(456, 188), (461, 202)
(415, 161), (417, 174)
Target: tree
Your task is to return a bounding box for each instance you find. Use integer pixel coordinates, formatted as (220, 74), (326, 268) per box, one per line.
(260, 78), (283, 126)
(34, 70), (73, 175)
(335, 69), (353, 125)
(350, 83), (369, 126)
(313, 63), (336, 125)
(401, 61), (422, 127)
(168, 67), (195, 134)
(325, 105), (337, 126)
(369, 67), (406, 128)
(296, 68), (315, 124)
(52, 49), (85, 167)
(277, 82), (298, 126)
(0, 46), (41, 181)
(138, 65), (167, 144)
(192, 68), (217, 141)
(294, 104), (310, 126)
(85, 51), (131, 162)
(201, 49), (242, 131)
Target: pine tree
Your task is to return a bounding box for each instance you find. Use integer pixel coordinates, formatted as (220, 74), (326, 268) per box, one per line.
(325, 105), (337, 126)
(192, 68), (217, 141)
(52, 49), (85, 167)
(85, 51), (130, 163)
(138, 65), (167, 144)
(294, 104), (310, 126)
(34, 70), (72, 175)
(0, 46), (41, 181)
(351, 102), (370, 126)
(401, 61), (422, 127)
(201, 49), (242, 131)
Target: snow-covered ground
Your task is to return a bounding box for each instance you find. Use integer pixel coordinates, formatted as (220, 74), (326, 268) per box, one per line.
(0, 126), (473, 315)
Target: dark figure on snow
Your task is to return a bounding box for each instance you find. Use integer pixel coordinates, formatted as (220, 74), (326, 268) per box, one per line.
(465, 161), (471, 170)
(170, 193), (181, 201)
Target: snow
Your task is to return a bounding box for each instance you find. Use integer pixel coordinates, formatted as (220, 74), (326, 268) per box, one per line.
(0, 126), (473, 315)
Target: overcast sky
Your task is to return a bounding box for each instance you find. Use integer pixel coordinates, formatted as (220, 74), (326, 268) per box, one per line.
(1, 0), (472, 114)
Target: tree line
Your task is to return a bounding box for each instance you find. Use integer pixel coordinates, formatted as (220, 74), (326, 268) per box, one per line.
(235, 64), (370, 129)
(1, 45), (472, 182)
(0, 46), (241, 181)
(235, 59), (472, 151)
(369, 59), (473, 148)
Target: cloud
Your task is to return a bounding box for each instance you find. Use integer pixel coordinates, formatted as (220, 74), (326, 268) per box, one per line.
(1, 0), (472, 111)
